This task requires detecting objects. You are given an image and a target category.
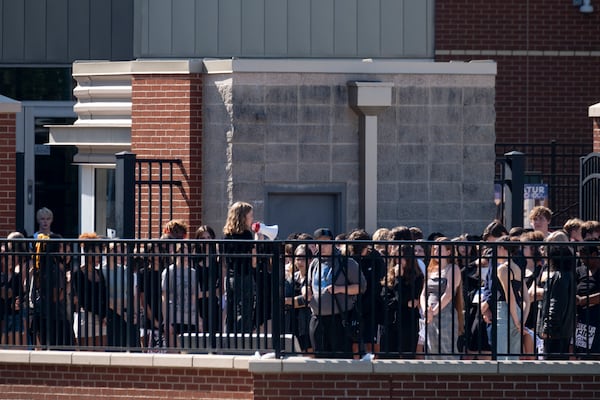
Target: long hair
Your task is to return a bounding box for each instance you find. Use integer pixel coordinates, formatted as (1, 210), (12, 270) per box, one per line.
(426, 237), (453, 275)
(223, 201), (253, 236)
(383, 244), (422, 288)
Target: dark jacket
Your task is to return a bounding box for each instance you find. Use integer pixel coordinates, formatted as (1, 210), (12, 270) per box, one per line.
(537, 270), (575, 339)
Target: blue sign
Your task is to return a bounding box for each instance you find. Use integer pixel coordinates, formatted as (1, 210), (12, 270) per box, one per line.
(524, 184), (548, 200)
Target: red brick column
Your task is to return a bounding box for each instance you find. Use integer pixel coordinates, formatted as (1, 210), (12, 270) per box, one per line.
(131, 73), (203, 237)
(0, 113), (17, 236)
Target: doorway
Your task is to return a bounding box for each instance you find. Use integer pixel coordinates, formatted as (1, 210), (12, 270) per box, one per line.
(265, 184), (346, 239)
(17, 102), (78, 237)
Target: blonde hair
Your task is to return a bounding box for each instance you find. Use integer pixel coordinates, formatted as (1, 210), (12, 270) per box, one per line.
(36, 207), (53, 222)
(223, 201), (253, 236)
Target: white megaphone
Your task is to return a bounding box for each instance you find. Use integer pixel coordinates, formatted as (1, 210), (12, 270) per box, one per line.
(252, 222), (279, 240)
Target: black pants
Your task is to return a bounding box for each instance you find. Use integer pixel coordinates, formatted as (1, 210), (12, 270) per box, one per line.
(107, 309), (139, 349)
(544, 337), (570, 360)
(309, 313), (352, 358)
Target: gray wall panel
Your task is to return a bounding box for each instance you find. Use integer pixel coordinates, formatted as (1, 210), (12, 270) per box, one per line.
(111, 0), (134, 60)
(264, 0), (286, 56)
(403, 0), (428, 57)
(242, 0), (265, 55)
(0, 0), (3, 59)
(0, 0), (133, 64)
(287, 0), (310, 57)
(133, 0), (433, 59)
(173, 0), (196, 56)
(148, 0), (172, 56)
(334, 0), (357, 56)
(68, 0), (91, 60)
(219, 0), (242, 55)
(25, 0), (46, 61)
(195, 0), (218, 55)
(90, 0), (112, 59)
(46, 0), (69, 62)
(311, 0), (334, 57)
(357, 0), (380, 56)
(381, 0), (403, 56)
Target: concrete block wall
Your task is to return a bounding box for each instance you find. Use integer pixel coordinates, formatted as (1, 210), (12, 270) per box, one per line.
(202, 71), (495, 237)
(0, 113), (16, 236)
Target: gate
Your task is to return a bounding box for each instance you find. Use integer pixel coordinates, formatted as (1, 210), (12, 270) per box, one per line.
(115, 152), (183, 238)
(580, 153), (600, 222)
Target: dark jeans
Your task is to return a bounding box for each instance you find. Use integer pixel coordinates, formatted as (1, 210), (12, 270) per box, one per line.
(309, 313), (353, 358)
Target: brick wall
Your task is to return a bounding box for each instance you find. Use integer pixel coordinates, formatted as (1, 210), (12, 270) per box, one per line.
(253, 373), (600, 400)
(1, 361), (599, 400)
(0, 113), (16, 236)
(131, 74), (203, 237)
(435, 0), (600, 147)
(0, 364), (253, 400)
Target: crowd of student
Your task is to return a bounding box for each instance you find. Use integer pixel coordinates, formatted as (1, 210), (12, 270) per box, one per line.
(0, 204), (599, 360)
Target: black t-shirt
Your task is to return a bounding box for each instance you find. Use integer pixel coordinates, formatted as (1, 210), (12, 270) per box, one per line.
(576, 265), (600, 298)
(73, 268), (107, 318)
(222, 230), (254, 276)
(138, 267), (163, 323)
(575, 265), (600, 352)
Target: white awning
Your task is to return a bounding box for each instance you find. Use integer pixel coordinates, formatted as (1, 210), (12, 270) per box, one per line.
(47, 125), (130, 164)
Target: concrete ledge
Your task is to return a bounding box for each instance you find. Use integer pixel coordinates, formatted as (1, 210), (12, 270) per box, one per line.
(497, 360), (600, 375)
(2, 351), (599, 375)
(30, 351), (72, 364)
(0, 350), (253, 370)
(153, 353), (194, 368)
(373, 359), (497, 375)
(203, 58), (497, 76)
(249, 357), (600, 375)
(71, 352), (111, 366)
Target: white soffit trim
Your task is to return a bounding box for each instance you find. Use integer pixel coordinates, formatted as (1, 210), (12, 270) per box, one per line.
(47, 125), (130, 165)
(0, 95), (21, 113)
(73, 58), (496, 77)
(73, 59), (204, 77)
(47, 125), (130, 147)
(589, 102), (600, 118)
(203, 58), (497, 76)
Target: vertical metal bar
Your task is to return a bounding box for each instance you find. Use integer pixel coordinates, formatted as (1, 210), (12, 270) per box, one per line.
(115, 152), (136, 239)
(550, 140), (557, 220)
(271, 243), (281, 358)
(504, 151), (525, 230)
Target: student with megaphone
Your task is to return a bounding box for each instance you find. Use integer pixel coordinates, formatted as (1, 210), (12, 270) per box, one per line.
(222, 202), (257, 335)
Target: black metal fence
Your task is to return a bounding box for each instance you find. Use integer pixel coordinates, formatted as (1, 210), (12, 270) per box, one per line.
(496, 141), (592, 227)
(1, 237), (599, 360)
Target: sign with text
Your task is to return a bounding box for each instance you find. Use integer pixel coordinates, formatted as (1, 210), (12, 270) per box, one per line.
(523, 183), (549, 227)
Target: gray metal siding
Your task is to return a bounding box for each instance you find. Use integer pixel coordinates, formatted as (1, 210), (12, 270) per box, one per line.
(135, 0), (434, 59)
(0, 0), (133, 64)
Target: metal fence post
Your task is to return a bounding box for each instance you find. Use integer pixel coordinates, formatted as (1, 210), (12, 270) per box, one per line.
(115, 152), (136, 239)
(550, 140), (557, 218)
(504, 151), (525, 229)
(271, 242), (282, 358)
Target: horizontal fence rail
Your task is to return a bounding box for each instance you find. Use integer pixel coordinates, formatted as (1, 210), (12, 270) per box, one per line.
(0, 238), (598, 360)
